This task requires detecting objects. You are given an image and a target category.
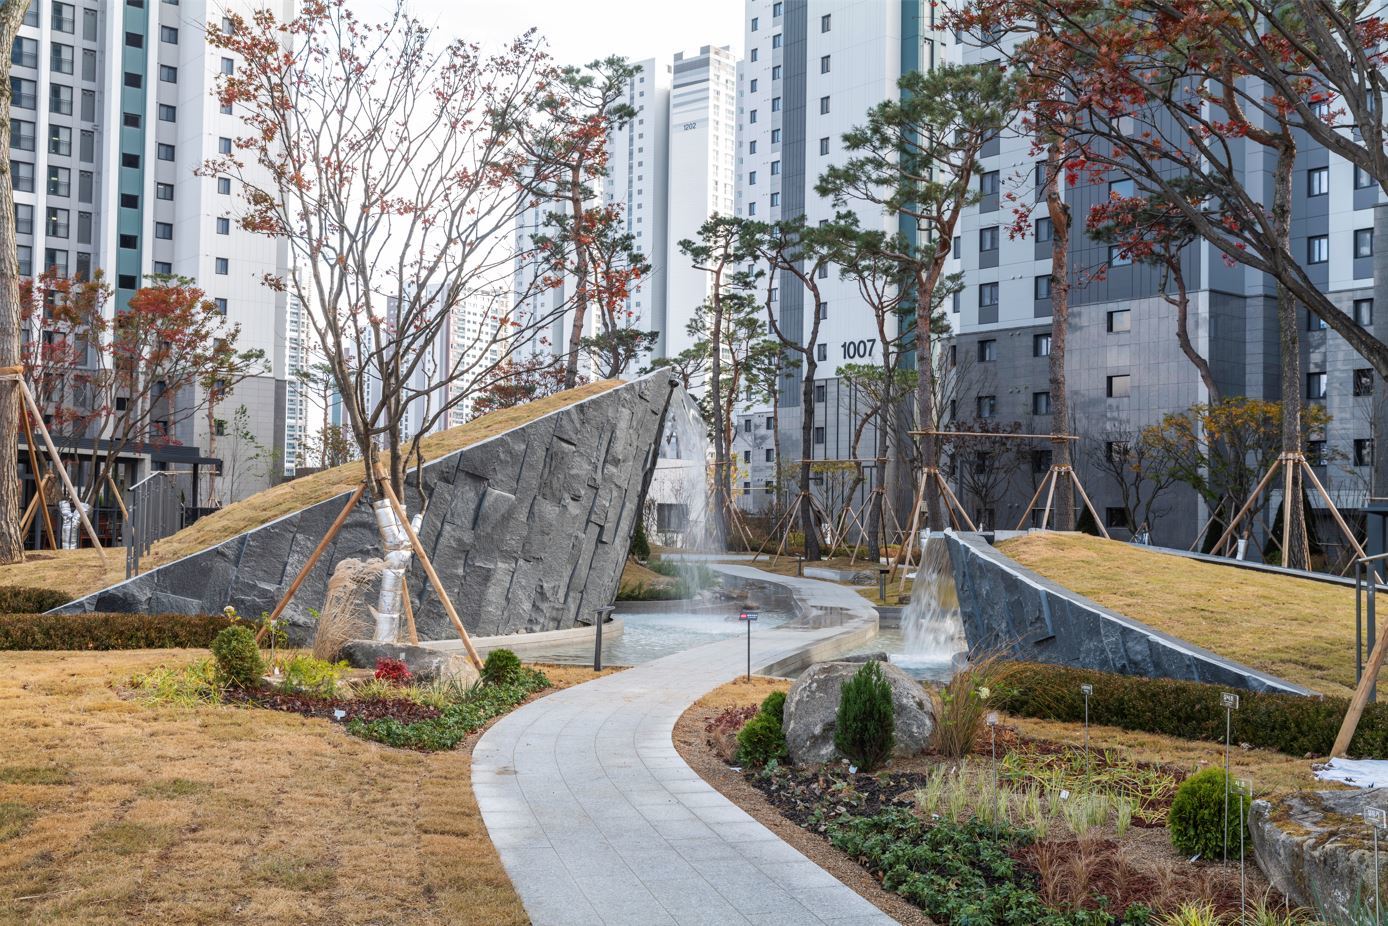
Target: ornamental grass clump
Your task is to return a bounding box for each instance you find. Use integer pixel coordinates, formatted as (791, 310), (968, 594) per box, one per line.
(834, 661), (895, 772)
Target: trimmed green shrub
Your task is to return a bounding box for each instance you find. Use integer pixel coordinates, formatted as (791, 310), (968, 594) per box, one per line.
(0, 586), (72, 614)
(996, 661), (1388, 759)
(736, 690), (789, 767)
(1168, 768), (1249, 861)
(629, 522), (651, 561)
(0, 612), (240, 650)
(835, 661), (895, 771)
(210, 625), (264, 689)
(482, 648), (522, 686)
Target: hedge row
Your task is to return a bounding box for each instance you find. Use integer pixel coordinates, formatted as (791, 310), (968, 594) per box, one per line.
(0, 612), (241, 650)
(996, 662), (1388, 760)
(0, 585), (73, 614)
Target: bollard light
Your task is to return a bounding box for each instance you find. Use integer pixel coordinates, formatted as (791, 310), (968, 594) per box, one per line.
(1080, 683), (1093, 779)
(593, 604), (615, 673)
(739, 610), (759, 681)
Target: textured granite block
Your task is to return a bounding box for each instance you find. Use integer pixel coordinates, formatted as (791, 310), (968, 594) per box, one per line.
(55, 372), (684, 645)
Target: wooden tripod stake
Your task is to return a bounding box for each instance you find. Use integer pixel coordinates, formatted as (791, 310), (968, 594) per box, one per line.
(20, 409), (56, 549)
(1014, 464), (1111, 539)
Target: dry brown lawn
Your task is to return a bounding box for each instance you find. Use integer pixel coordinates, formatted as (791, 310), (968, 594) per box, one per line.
(0, 382), (621, 602)
(0, 649), (614, 926)
(999, 532), (1357, 696)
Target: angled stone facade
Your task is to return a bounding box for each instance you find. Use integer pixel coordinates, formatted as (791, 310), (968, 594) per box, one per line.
(56, 372), (685, 642)
(945, 531), (1312, 695)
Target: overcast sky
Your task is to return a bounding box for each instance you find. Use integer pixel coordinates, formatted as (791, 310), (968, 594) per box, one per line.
(363, 0), (744, 68)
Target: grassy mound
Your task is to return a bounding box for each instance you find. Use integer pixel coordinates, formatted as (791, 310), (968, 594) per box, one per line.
(998, 533), (1356, 696)
(0, 381), (620, 601)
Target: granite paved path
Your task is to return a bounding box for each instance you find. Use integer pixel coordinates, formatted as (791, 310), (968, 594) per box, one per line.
(472, 623), (897, 926)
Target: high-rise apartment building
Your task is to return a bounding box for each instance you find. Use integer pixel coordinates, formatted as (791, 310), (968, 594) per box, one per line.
(15, 0), (293, 503)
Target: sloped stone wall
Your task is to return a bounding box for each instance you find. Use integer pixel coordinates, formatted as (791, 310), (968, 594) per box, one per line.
(945, 532), (1311, 695)
(56, 372), (684, 642)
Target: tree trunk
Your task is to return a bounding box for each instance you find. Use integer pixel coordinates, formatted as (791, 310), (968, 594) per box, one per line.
(709, 281), (730, 542)
(1167, 260), (1220, 402)
(563, 165), (589, 389)
(800, 356), (822, 560)
(1046, 145), (1075, 531)
(1271, 141), (1310, 570)
(915, 267), (942, 532)
(0, 3), (32, 564)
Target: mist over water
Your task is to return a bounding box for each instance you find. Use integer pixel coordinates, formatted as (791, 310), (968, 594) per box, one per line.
(657, 389), (723, 556)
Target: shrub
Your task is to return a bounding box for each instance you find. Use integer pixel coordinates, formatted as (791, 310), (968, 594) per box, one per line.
(707, 704), (758, 763)
(629, 522), (651, 561)
(0, 586), (72, 614)
(276, 655), (344, 697)
(0, 612), (240, 650)
(348, 667), (550, 751)
(210, 625), (265, 689)
(374, 658), (412, 686)
(736, 692), (789, 767)
(482, 648), (522, 686)
(835, 661), (895, 771)
(995, 661), (1388, 759)
(1168, 768), (1249, 862)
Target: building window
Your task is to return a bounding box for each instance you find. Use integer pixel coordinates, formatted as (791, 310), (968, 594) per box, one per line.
(748, 139), (756, 154)
(977, 339), (997, 362)
(217, 177), (231, 194)
(813, 426), (825, 444)
(773, 1), (782, 15)
(743, 449), (751, 463)
(13, 203), (31, 235)
(815, 343), (826, 361)
(155, 182), (173, 201)
(44, 249), (67, 277)
(770, 192), (780, 206)
(119, 234), (137, 249)
(10, 119), (33, 152)
(51, 2), (74, 33)
(1109, 244), (1132, 266)
(160, 25), (179, 43)
(81, 49), (95, 82)
(78, 170), (93, 202)
(214, 297), (228, 314)
(772, 33), (782, 48)
(979, 226), (999, 251)
(216, 216), (230, 235)
(10, 77), (34, 110)
(765, 448), (774, 462)
(1035, 216), (1052, 241)
(48, 125), (70, 156)
(16, 245), (30, 276)
(771, 128), (781, 143)
(124, 72), (142, 89)
(154, 222), (172, 240)
(122, 112), (141, 128)
(1108, 178), (1134, 199)
(980, 171), (999, 195)
(977, 395), (997, 418)
(157, 143), (175, 161)
(1356, 438), (1375, 468)
(1307, 371), (1327, 399)
(814, 382), (826, 403)
(1106, 508), (1133, 530)
(821, 13), (831, 31)
(748, 170), (756, 186)
(220, 57), (234, 76)
(749, 109), (757, 124)
(215, 257), (229, 275)
(1308, 166), (1329, 196)
(750, 48), (758, 63)
(50, 43), (73, 74)
(1107, 374), (1131, 398)
(817, 301), (827, 320)
(11, 160), (33, 192)
(1034, 274), (1051, 299)
(770, 160), (780, 176)
(45, 208), (68, 238)
(820, 54), (831, 73)
(49, 84), (72, 115)
(1355, 368), (1375, 396)
(1308, 234), (1329, 264)
(1356, 227), (1375, 258)
(1107, 309), (1132, 333)
(979, 282), (998, 308)
(120, 193), (137, 209)
(771, 64), (780, 80)
(1034, 333), (1051, 357)
(1032, 391), (1052, 415)
(46, 165), (69, 196)
(771, 96), (781, 112)
(1307, 310), (1327, 331)
(11, 37), (35, 69)
(819, 96), (830, 114)
(1307, 439), (1327, 466)
(159, 65), (177, 83)
(1356, 298), (1374, 326)
(158, 104), (176, 122)
(1356, 165), (1375, 189)
(751, 16), (758, 31)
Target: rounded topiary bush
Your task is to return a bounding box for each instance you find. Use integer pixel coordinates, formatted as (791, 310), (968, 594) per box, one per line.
(210, 625), (264, 689)
(482, 648), (522, 686)
(761, 689), (786, 722)
(835, 661), (895, 772)
(1168, 767), (1249, 860)
(736, 711), (787, 767)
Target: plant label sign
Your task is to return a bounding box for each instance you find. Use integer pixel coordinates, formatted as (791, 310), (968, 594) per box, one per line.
(1365, 807), (1387, 828)
(739, 611), (759, 622)
(1222, 692), (1240, 711)
(1080, 684), (1093, 697)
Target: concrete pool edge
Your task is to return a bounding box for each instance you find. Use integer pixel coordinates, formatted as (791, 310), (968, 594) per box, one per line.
(420, 620), (625, 658)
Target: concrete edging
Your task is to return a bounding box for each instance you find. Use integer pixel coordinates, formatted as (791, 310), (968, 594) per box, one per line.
(421, 620), (625, 657)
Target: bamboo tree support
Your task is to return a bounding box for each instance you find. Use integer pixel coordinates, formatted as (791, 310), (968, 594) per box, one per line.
(254, 481), (367, 644)
(1334, 624), (1388, 756)
(19, 473), (55, 539)
(376, 473), (484, 673)
(1209, 452), (1365, 568)
(891, 466), (978, 585)
(20, 409), (57, 550)
(1012, 464), (1111, 540)
(105, 472), (129, 522)
(5, 372), (106, 561)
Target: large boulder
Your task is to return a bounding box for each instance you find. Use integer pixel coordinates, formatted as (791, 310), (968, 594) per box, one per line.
(1249, 788), (1388, 923)
(340, 640), (480, 686)
(783, 660), (935, 766)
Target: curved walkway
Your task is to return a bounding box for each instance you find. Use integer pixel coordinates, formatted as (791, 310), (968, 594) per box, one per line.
(472, 619), (894, 926)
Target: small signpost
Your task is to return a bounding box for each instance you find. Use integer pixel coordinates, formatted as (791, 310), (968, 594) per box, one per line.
(1237, 777), (1252, 913)
(1367, 805), (1386, 923)
(1222, 692), (1240, 861)
(739, 610), (759, 681)
(1080, 683), (1094, 778)
(986, 711), (1000, 836)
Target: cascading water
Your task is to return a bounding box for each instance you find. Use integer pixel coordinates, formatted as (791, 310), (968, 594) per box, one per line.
(652, 388), (723, 554)
(893, 529), (967, 678)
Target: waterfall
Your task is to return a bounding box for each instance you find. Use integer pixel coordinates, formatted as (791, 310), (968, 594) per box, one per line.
(653, 388), (723, 554)
(894, 529), (967, 675)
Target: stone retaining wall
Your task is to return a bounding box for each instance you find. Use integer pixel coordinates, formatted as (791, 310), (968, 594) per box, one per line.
(56, 372), (684, 642)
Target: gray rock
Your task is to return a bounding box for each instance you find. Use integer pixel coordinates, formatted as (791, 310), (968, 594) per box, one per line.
(340, 640), (480, 686)
(1249, 789), (1388, 924)
(783, 660), (935, 766)
(838, 652), (889, 664)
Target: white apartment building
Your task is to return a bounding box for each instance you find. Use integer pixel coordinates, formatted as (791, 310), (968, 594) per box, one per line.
(15, 0), (293, 504)
(733, 0), (948, 506)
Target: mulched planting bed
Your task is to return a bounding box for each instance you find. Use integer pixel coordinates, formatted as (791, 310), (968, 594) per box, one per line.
(224, 687), (442, 724)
